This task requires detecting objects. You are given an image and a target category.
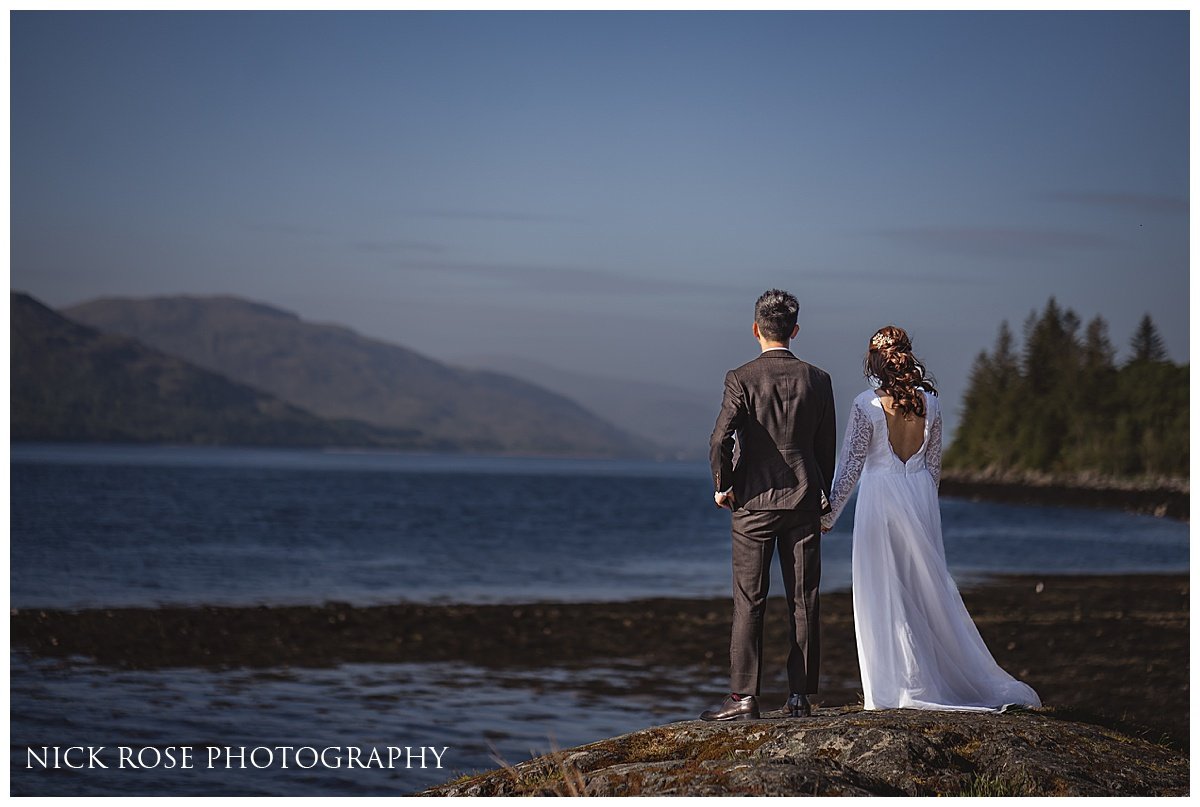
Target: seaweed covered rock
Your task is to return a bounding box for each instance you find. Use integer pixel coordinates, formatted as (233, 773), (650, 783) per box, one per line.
(423, 707), (1187, 797)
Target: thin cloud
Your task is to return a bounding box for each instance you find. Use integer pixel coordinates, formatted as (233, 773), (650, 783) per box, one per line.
(246, 224), (446, 254)
(350, 239), (445, 254)
(245, 222), (330, 236)
(390, 260), (736, 296)
(1041, 191), (1188, 216)
(800, 267), (995, 286)
(877, 227), (1116, 259)
(403, 208), (584, 224)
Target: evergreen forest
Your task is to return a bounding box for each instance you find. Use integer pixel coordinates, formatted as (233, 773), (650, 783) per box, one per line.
(945, 298), (1187, 480)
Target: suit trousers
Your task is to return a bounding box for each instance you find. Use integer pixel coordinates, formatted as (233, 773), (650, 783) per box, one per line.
(728, 507), (821, 697)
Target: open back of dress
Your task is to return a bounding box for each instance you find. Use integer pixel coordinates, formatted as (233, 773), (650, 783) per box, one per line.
(876, 392), (926, 464)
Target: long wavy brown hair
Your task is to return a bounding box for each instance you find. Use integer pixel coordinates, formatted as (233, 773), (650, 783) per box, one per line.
(864, 325), (938, 418)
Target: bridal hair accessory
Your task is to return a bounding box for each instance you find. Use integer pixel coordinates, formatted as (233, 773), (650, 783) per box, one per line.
(870, 332), (897, 351)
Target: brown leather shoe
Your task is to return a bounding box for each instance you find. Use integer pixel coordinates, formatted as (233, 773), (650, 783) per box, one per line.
(700, 694), (760, 721)
(784, 693), (812, 717)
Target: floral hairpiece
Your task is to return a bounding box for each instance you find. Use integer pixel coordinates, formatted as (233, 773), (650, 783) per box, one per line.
(870, 332), (896, 350)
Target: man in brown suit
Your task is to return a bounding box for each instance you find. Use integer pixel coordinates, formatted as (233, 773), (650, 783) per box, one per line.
(701, 289), (836, 721)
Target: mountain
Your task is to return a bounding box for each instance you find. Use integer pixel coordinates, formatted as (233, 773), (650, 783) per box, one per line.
(11, 291), (420, 448)
(62, 294), (647, 457)
(456, 354), (716, 459)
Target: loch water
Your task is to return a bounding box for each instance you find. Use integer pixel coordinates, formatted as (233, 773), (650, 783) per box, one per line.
(10, 444), (1188, 795)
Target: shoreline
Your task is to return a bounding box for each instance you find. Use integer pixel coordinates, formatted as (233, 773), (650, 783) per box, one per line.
(10, 573), (1188, 751)
(13, 442), (1187, 520)
(7, 566), (1184, 614)
(939, 471), (1188, 520)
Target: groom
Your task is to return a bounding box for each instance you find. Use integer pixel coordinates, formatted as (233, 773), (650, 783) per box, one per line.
(701, 289), (836, 721)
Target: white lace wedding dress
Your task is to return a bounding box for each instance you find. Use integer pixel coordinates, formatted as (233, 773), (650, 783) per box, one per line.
(823, 388), (1041, 712)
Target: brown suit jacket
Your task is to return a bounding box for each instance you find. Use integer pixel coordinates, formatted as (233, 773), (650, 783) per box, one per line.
(709, 348), (836, 514)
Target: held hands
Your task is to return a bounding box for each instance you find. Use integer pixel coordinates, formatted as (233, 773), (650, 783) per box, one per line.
(714, 490), (736, 511)
(820, 514), (834, 533)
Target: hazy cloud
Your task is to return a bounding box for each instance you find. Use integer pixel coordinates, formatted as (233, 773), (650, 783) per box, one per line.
(403, 208), (584, 224)
(1041, 191), (1188, 216)
(350, 239), (445, 254)
(877, 227), (1117, 259)
(246, 224), (446, 254)
(245, 222), (330, 236)
(794, 265), (995, 285)
(391, 260), (735, 296)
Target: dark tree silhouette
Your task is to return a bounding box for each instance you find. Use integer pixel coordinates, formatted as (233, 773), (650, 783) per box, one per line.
(1082, 316), (1116, 371)
(1129, 313), (1168, 364)
(947, 299), (1186, 479)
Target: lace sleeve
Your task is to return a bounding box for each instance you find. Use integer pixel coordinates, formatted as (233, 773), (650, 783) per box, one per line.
(927, 402), (943, 489)
(821, 400), (871, 531)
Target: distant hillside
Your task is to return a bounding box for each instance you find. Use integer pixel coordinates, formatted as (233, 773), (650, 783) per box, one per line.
(11, 291), (421, 448)
(457, 354), (714, 459)
(62, 294), (647, 458)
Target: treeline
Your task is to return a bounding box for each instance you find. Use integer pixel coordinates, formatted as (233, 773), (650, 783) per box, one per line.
(946, 298), (1188, 479)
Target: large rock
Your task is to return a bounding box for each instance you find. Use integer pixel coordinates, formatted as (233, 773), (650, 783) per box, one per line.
(422, 707), (1187, 797)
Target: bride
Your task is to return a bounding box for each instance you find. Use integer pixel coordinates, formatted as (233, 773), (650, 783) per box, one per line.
(821, 325), (1041, 712)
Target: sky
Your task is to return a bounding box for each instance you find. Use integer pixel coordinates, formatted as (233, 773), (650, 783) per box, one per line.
(10, 10), (1190, 441)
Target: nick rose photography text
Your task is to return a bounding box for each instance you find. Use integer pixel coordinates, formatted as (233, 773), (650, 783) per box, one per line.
(26, 745), (450, 770)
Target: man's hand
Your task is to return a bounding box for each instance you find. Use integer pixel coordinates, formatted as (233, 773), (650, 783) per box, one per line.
(714, 490), (736, 510)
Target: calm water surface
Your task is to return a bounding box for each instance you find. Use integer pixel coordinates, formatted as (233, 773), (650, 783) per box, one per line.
(10, 443), (1189, 608)
(9, 443), (1189, 795)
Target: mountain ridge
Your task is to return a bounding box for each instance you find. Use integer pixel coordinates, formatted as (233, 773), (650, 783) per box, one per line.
(10, 290), (424, 449)
(455, 353), (713, 459)
(61, 293), (650, 458)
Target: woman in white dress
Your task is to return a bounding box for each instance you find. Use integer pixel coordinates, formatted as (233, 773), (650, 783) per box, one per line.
(821, 326), (1041, 712)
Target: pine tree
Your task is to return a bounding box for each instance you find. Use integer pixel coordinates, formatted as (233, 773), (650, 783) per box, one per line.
(1022, 298), (1078, 395)
(993, 320), (1019, 376)
(1129, 314), (1168, 364)
(946, 320), (1022, 469)
(1082, 316), (1116, 371)
(1070, 316), (1120, 473)
(1017, 298), (1081, 469)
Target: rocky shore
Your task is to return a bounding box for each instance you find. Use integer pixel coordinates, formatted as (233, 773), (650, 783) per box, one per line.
(939, 470), (1189, 520)
(11, 573), (1188, 761)
(421, 707), (1188, 796)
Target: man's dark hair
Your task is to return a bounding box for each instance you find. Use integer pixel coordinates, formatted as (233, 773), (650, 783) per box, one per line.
(754, 289), (800, 342)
